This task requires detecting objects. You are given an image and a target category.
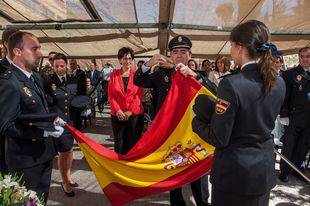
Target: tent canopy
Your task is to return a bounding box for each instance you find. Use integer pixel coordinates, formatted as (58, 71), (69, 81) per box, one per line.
(0, 0), (309, 61)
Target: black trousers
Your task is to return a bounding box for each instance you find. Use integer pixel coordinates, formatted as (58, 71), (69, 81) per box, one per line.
(8, 159), (53, 204)
(280, 124), (310, 176)
(212, 187), (270, 206)
(111, 114), (144, 155)
(170, 178), (208, 206)
(102, 80), (109, 105)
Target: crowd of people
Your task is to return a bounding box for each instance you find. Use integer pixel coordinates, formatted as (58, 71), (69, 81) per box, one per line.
(0, 19), (309, 206)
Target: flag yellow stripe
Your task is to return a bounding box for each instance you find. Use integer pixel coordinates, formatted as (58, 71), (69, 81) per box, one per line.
(80, 86), (215, 189)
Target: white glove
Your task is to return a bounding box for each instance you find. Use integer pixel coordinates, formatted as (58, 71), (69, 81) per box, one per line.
(44, 125), (64, 138)
(54, 117), (66, 127)
(81, 109), (91, 116)
(279, 117), (289, 126)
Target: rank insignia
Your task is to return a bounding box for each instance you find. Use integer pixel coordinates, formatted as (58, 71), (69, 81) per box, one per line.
(23, 87), (32, 97)
(296, 75), (302, 81)
(164, 75), (169, 83)
(215, 98), (230, 115)
(51, 83), (57, 91)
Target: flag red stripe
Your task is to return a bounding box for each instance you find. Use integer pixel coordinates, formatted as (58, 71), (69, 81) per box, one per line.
(125, 72), (202, 160)
(103, 156), (213, 206)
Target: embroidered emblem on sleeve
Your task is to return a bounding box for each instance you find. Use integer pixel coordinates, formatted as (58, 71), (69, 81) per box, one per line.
(215, 98), (230, 115)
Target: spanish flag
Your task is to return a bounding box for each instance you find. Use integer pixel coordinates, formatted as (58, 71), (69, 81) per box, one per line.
(66, 71), (216, 206)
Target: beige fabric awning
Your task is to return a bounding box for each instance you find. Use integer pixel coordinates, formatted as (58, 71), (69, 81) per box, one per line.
(0, 0), (309, 62)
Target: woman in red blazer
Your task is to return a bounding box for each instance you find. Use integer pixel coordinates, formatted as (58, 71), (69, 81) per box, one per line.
(108, 47), (144, 155)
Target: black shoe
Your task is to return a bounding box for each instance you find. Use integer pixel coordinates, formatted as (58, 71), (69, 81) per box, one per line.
(70, 182), (79, 187)
(61, 183), (75, 197)
(279, 174), (289, 182)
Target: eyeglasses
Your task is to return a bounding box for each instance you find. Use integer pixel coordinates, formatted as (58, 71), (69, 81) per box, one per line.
(122, 57), (133, 61)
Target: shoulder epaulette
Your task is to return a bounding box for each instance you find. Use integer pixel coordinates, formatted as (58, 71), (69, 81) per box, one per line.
(0, 69), (13, 79)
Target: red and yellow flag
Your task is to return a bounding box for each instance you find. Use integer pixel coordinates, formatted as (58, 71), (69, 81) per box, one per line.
(66, 71), (216, 206)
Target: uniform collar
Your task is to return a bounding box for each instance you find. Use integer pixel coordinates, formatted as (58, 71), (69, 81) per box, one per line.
(6, 56), (13, 65)
(240, 60), (258, 70)
(12, 62), (32, 78)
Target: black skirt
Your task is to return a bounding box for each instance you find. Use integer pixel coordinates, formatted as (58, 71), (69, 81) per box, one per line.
(54, 129), (74, 153)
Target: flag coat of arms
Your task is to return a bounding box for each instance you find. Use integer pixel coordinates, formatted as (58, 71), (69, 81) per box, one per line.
(66, 71), (216, 206)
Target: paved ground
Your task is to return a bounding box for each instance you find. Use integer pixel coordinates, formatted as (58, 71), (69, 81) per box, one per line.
(47, 107), (310, 206)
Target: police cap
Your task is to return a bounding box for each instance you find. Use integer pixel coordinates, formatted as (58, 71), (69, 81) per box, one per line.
(70, 95), (91, 111)
(168, 35), (192, 51)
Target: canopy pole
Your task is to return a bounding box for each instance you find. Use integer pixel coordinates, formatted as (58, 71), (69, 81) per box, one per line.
(1, 23), (309, 35)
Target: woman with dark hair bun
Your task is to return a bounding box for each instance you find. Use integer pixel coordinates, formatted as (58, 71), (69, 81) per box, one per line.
(45, 52), (85, 197)
(192, 20), (286, 206)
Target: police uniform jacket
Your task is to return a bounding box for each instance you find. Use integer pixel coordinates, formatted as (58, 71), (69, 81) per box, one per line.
(134, 67), (176, 113)
(192, 63), (286, 195)
(0, 58), (11, 75)
(280, 65), (310, 128)
(45, 74), (78, 124)
(134, 67), (217, 114)
(0, 66), (57, 169)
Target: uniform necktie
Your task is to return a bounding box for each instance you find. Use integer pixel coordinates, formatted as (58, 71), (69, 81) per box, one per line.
(61, 76), (66, 84)
(30, 74), (49, 112)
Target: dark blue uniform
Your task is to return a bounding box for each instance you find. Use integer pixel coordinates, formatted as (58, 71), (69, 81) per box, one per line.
(134, 67), (174, 113)
(280, 65), (310, 178)
(192, 63), (285, 206)
(134, 66), (216, 206)
(0, 58), (12, 172)
(45, 74), (79, 152)
(0, 65), (57, 202)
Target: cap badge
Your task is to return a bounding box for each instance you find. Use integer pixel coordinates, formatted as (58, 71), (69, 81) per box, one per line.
(178, 36), (182, 42)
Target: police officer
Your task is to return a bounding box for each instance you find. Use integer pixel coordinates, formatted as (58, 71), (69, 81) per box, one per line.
(44, 53), (86, 196)
(192, 20), (285, 206)
(0, 31), (64, 203)
(134, 35), (211, 206)
(279, 47), (310, 182)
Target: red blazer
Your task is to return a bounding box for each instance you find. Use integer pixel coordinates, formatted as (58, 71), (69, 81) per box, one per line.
(108, 68), (143, 116)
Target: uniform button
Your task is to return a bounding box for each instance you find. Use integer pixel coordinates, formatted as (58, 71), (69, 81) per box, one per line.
(65, 99), (68, 103)
(32, 100), (36, 103)
(29, 122), (33, 126)
(31, 139), (36, 142)
(65, 93), (68, 96)
(8, 71), (11, 73)
(65, 113), (68, 116)
(65, 106), (68, 109)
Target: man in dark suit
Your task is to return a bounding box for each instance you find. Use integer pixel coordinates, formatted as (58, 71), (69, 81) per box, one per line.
(0, 31), (64, 203)
(134, 35), (213, 206)
(279, 47), (310, 182)
(86, 59), (102, 111)
(69, 58), (87, 129)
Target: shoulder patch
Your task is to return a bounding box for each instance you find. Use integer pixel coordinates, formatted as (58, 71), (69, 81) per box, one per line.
(0, 69), (13, 79)
(215, 98), (230, 115)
